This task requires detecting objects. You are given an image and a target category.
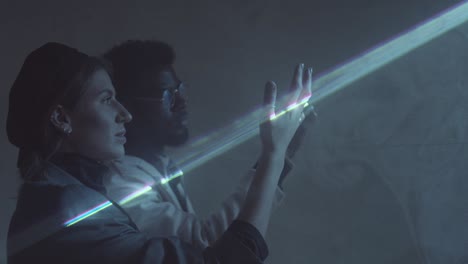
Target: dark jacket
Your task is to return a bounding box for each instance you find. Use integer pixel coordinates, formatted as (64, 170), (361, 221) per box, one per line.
(7, 154), (268, 264)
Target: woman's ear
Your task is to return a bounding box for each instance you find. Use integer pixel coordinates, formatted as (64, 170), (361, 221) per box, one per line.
(49, 105), (72, 135)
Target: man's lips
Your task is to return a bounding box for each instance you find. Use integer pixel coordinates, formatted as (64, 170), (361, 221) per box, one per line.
(173, 112), (188, 121)
(169, 114), (188, 127)
(115, 130), (126, 137)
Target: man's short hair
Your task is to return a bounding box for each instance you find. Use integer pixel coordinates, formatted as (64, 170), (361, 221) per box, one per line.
(103, 40), (176, 99)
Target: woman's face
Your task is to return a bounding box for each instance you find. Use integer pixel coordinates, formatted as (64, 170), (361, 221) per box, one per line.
(64, 69), (132, 161)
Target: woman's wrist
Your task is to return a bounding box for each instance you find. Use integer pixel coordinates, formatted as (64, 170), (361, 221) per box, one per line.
(260, 148), (286, 162)
(258, 151), (286, 177)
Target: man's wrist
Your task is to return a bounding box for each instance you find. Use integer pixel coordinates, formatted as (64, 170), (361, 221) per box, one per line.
(278, 157), (293, 189)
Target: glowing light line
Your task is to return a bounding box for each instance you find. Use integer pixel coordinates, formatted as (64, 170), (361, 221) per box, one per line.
(64, 201), (112, 227)
(64, 187), (153, 227)
(309, 1), (468, 105)
(118, 185), (153, 205)
(161, 169), (184, 184)
(270, 95), (312, 120)
(63, 170), (184, 227)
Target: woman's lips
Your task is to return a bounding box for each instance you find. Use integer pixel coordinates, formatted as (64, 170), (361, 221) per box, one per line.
(115, 129), (126, 136)
(115, 135), (127, 144)
(115, 130), (127, 143)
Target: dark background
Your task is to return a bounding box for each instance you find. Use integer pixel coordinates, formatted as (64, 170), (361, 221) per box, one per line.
(1, 0), (467, 263)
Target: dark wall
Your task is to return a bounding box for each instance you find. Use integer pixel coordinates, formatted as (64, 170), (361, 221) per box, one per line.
(1, 0), (467, 263)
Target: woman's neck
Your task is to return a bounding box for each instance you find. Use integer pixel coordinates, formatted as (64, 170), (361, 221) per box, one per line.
(124, 141), (165, 165)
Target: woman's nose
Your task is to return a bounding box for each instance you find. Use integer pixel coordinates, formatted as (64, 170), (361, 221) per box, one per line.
(117, 103), (133, 123)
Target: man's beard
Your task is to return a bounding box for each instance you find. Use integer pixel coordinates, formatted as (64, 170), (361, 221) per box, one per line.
(166, 126), (189, 147)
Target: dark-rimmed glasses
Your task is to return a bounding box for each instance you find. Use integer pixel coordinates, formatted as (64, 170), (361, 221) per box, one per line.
(132, 82), (187, 108)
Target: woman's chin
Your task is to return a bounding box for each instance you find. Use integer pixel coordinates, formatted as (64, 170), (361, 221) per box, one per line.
(112, 147), (126, 160)
(94, 147), (126, 162)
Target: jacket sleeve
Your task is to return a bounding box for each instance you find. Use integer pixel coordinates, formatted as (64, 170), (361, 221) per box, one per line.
(8, 184), (267, 264)
(11, 218), (266, 264)
(106, 165), (287, 249)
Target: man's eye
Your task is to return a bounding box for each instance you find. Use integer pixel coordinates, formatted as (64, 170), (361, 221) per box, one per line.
(103, 97), (112, 103)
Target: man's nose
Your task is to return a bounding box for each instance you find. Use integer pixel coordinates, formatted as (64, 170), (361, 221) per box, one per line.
(172, 92), (187, 111)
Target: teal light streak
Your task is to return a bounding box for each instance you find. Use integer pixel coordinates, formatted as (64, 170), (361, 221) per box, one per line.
(119, 185), (153, 205)
(160, 170), (184, 185)
(64, 201), (112, 227)
(63, 169), (184, 227)
(270, 95), (312, 120)
(64, 185), (153, 227)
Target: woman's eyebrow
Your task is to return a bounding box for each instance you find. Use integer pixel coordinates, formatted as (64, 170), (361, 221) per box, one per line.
(96, 88), (115, 96)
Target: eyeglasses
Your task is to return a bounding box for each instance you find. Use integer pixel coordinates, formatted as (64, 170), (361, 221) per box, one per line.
(132, 82), (187, 108)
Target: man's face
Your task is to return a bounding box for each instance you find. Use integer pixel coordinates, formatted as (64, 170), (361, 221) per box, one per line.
(132, 66), (189, 147)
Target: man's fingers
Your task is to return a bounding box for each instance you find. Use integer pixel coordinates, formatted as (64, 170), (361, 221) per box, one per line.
(264, 64), (312, 121)
(289, 63), (304, 101)
(290, 63), (304, 91)
(303, 103), (316, 117)
(264, 81), (277, 106)
(300, 67), (313, 101)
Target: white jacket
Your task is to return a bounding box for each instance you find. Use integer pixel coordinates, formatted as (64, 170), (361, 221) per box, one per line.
(104, 155), (285, 249)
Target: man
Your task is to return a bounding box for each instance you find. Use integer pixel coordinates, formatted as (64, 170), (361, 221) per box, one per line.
(102, 40), (316, 249)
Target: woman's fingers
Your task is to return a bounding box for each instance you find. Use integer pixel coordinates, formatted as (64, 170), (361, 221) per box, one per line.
(264, 64), (312, 122)
(264, 81), (277, 119)
(259, 64), (314, 155)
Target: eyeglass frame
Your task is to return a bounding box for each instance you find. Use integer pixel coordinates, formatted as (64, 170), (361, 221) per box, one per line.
(131, 82), (187, 108)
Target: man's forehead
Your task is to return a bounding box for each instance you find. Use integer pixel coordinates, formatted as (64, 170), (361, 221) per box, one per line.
(141, 66), (178, 85)
(158, 70), (178, 85)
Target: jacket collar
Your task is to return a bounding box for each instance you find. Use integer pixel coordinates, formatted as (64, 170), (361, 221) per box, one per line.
(46, 153), (110, 194)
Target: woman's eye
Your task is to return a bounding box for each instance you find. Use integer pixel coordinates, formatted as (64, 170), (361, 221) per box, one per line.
(103, 97), (113, 103)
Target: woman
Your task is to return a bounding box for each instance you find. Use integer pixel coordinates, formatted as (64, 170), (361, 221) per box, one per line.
(6, 42), (312, 263)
